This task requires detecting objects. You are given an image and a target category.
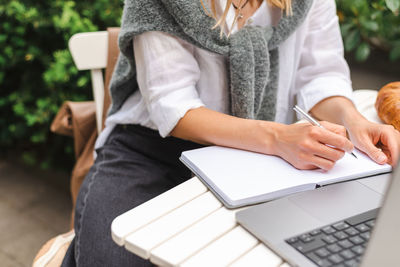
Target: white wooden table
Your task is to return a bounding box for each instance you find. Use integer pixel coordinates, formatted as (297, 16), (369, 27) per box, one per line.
(111, 177), (289, 267)
(110, 90), (382, 266)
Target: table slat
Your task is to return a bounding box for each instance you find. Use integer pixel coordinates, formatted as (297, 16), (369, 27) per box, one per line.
(180, 226), (258, 267)
(111, 177), (207, 245)
(229, 244), (283, 267)
(124, 191), (222, 259)
(150, 208), (237, 267)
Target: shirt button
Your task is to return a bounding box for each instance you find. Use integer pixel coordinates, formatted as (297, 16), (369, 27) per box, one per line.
(247, 18), (253, 25)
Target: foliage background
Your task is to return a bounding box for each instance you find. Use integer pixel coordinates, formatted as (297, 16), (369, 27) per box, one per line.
(336, 0), (400, 62)
(0, 0), (399, 170)
(0, 0), (122, 169)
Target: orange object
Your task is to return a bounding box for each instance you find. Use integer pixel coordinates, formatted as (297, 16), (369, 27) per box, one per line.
(375, 82), (400, 131)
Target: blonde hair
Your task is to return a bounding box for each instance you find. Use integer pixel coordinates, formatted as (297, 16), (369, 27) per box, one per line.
(200, 0), (292, 36)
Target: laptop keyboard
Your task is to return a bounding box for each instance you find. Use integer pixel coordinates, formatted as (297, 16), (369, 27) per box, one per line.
(285, 208), (379, 267)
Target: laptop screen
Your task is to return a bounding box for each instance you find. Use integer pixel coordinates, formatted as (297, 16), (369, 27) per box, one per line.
(361, 161), (400, 267)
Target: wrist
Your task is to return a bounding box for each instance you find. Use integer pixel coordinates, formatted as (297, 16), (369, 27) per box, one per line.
(311, 96), (367, 128)
(340, 108), (367, 130)
(252, 120), (282, 155)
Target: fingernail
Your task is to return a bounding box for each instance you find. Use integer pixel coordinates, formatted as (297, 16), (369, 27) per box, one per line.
(377, 154), (387, 163)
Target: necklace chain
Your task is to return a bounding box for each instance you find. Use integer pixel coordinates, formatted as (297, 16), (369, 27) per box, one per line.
(232, 0), (250, 20)
(232, 0), (250, 10)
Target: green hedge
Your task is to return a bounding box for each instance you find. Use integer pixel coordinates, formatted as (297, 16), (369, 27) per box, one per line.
(0, 0), (122, 169)
(0, 0), (399, 170)
(337, 0), (400, 61)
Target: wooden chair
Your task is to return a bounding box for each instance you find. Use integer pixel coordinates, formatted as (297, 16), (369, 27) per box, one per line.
(69, 31), (109, 134)
(33, 28), (120, 267)
(66, 28), (120, 226)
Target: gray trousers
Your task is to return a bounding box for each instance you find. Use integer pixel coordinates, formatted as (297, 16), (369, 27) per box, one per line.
(62, 124), (202, 266)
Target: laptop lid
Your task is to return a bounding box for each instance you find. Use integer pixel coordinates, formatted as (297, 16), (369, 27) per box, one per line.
(360, 160), (400, 267)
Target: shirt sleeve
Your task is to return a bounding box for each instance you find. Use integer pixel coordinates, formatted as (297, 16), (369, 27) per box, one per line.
(133, 31), (205, 137)
(295, 0), (353, 116)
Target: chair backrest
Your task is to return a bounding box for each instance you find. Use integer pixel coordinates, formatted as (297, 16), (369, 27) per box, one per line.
(68, 31), (108, 134)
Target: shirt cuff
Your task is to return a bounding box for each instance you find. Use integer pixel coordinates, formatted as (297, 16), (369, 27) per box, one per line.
(296, 76), (353, 119)
(149, 85), (205, 137)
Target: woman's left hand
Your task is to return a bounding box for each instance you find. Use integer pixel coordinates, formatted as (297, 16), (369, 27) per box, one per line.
(347, 119), (400, 166)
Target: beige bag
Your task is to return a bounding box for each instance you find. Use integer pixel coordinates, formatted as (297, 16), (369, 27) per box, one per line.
(51, 101), (96, 159)
(50, 101), (97, 220)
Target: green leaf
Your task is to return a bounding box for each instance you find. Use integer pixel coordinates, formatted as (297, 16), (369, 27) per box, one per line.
(77, 76), (88, 87)
(22, 152), (37, 166)
(30, 132), (46, 143)
(36, 98), (49, 109)
(0, 98), (6, 107)
(360, 20), (379, 32)
(8, 124), (16, 133)
(340, 23), (355, 37)
(0, 34), (7, 43)
(344, 30), (361, 52)
(386, 0), (400, 12)
(355, 43), (371, 61)
(13, 102), (25, 116)
(40, 161), (50, 170)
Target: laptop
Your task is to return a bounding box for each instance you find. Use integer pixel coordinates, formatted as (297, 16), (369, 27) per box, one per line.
(236, 160), (400, 267)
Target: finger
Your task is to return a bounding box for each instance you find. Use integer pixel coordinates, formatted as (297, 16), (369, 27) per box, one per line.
(304, 153), (336, 171)
(309, 127), (354, 152)
(320, 121), (348, 138)
(310, 143), (345, 162)
(292, 162), (318, 171)
(359, 136), (388, 165)
(379, 129), (399, 166)
(381, 146), (392, 164)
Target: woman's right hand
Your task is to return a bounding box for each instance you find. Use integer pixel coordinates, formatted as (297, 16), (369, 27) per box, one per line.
(171, 107), (354, 171)
(270, 121), (354, 171)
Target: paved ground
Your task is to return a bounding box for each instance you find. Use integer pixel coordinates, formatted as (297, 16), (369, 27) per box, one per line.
(0, 161), (71, 267)
(0, 60), (398, 266)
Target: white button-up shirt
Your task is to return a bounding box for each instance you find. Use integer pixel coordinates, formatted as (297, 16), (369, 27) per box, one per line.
(96, 0), (352, 148)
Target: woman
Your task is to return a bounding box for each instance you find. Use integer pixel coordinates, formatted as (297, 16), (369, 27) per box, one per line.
(62, 0), (400, 266)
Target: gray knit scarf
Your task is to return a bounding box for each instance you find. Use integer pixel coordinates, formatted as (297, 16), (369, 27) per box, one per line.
(108, 0), (313, 121)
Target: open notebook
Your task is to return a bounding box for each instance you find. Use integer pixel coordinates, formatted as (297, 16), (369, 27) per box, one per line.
(180, 146), (391, 208)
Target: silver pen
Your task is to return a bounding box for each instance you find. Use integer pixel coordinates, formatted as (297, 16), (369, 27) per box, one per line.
(293, 105), (357, 159)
